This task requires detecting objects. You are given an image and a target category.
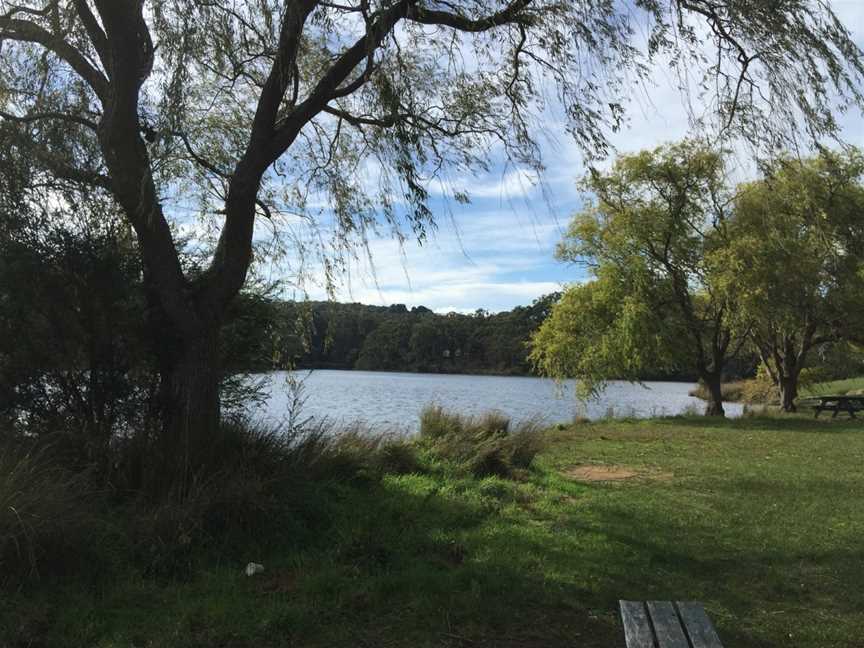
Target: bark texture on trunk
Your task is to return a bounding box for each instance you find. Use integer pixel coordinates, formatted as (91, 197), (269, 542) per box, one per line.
(756, 330), (820, 415)
(154, 323), (222, 495)
(702, 373), (726, 417)
(779, 373), (799, 413)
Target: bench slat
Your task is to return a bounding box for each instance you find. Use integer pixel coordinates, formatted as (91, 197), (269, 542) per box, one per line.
(619, 601), (654, 648)
(647, 601), (689, 648)
(677, 601), (723, 648)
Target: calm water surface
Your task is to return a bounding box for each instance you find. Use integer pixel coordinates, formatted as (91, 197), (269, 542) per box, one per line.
(248, 370), (742, 433)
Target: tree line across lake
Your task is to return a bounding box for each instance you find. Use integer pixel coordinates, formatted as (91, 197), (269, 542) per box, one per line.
(260, 298), (753, 380)
(270, 298), (558, 375)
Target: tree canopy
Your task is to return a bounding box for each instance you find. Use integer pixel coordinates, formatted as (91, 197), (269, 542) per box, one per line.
(1, 0), (863, 482)
(274, 294), (560, 375)
(533, 143), (864, 416)
(719, 149), (864, 410)
(531, 141), (747, 415)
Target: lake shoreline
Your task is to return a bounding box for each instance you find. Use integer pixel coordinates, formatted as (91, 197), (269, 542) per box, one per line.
(250, 369), (740, 430)
(281, 365), (700, 383)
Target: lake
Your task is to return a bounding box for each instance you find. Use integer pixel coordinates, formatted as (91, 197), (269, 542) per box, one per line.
(247, 370), (743, 433)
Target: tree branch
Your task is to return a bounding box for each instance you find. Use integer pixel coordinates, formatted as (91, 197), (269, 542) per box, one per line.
(33, 148), (111, 189)
(0, 15), (109, 101)
(0, 108), (98, 130)
(73, 0), (110, 73)
(406, 0), (534, 31)
(174, 130), (274, 220)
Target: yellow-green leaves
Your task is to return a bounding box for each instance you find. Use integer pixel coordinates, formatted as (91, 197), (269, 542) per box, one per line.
(531, 141), (742, 403)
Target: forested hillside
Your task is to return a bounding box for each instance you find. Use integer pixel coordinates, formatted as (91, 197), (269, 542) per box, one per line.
(270, 296), (560, 375)
(258, 296), (762, 379)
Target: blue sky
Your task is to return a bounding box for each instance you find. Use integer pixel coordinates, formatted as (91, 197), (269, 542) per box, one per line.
(289, 1), (864, 314)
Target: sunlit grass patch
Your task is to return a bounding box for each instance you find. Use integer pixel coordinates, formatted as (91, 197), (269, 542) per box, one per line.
(418, 405), (545, 478)
(802, 375), (864, 396)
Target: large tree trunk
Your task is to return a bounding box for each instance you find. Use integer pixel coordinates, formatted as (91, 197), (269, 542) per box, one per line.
(702, 373), (726, 417)
(774, 342), (803, 413)
(778, 372), (800, 413)
(140, 271), (226, 495)
(154, 322), (222, 496)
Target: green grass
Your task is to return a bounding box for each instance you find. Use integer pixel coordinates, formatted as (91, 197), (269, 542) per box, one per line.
(802, 376), (864, 396)
(4, 415), (864, 647)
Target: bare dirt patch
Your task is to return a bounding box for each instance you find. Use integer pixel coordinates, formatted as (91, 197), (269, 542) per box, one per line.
(564, 465), (672, 483)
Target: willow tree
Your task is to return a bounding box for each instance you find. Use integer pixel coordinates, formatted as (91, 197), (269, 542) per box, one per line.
(722, 150), (864, 412)
(532, 141), (748, 416)
(1, 1), (862, 480)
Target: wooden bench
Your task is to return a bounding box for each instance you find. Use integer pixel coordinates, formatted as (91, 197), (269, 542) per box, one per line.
(620, 600), (723, 647)
(808, 395), (864, 419)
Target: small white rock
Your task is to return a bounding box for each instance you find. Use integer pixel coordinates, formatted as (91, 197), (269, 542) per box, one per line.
(244, 562), (265, 577)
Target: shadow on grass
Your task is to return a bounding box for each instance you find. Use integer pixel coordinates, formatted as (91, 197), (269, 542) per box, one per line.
(542, 487), (864, 648)
(264, 478), (624, 648)
(7, 433), (864, 648)
(1, 474), (623, 648)
(266, 463), (864, 648)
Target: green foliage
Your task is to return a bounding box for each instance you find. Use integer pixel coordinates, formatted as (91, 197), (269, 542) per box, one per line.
(807, 343), (864, 383)
(719, 149), (864, 408)
(418, 405), (544, 478)
(531, 141), (742, 411)
(723, 149), (864, 337)
(0, 192), (156, 454)
(276, 294), (561, 376)
(530, 271), (687, 398)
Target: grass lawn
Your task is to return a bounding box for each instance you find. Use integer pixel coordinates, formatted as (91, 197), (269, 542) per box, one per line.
(803, 376), (864, 396)
(5, 414), (864, 647)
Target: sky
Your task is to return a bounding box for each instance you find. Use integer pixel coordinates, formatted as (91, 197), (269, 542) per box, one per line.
(287, 0), (864, 315)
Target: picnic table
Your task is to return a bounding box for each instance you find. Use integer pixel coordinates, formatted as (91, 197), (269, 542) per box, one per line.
(807, 394), (864, 418)
(620, 600), (724, 647)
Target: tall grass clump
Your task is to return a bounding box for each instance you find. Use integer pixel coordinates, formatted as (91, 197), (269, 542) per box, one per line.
(0, 442), (105, 583)
(418, 405), (545, 478)
(688, 380), (750, 403)
(0, 389), (425, 585)
(132, 416), (424, 576)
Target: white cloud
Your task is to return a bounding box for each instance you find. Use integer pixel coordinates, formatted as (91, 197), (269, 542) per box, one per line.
(268, 2), (864, 314)
(462, 168), (541, 200)
(282, 202), (572, 312)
